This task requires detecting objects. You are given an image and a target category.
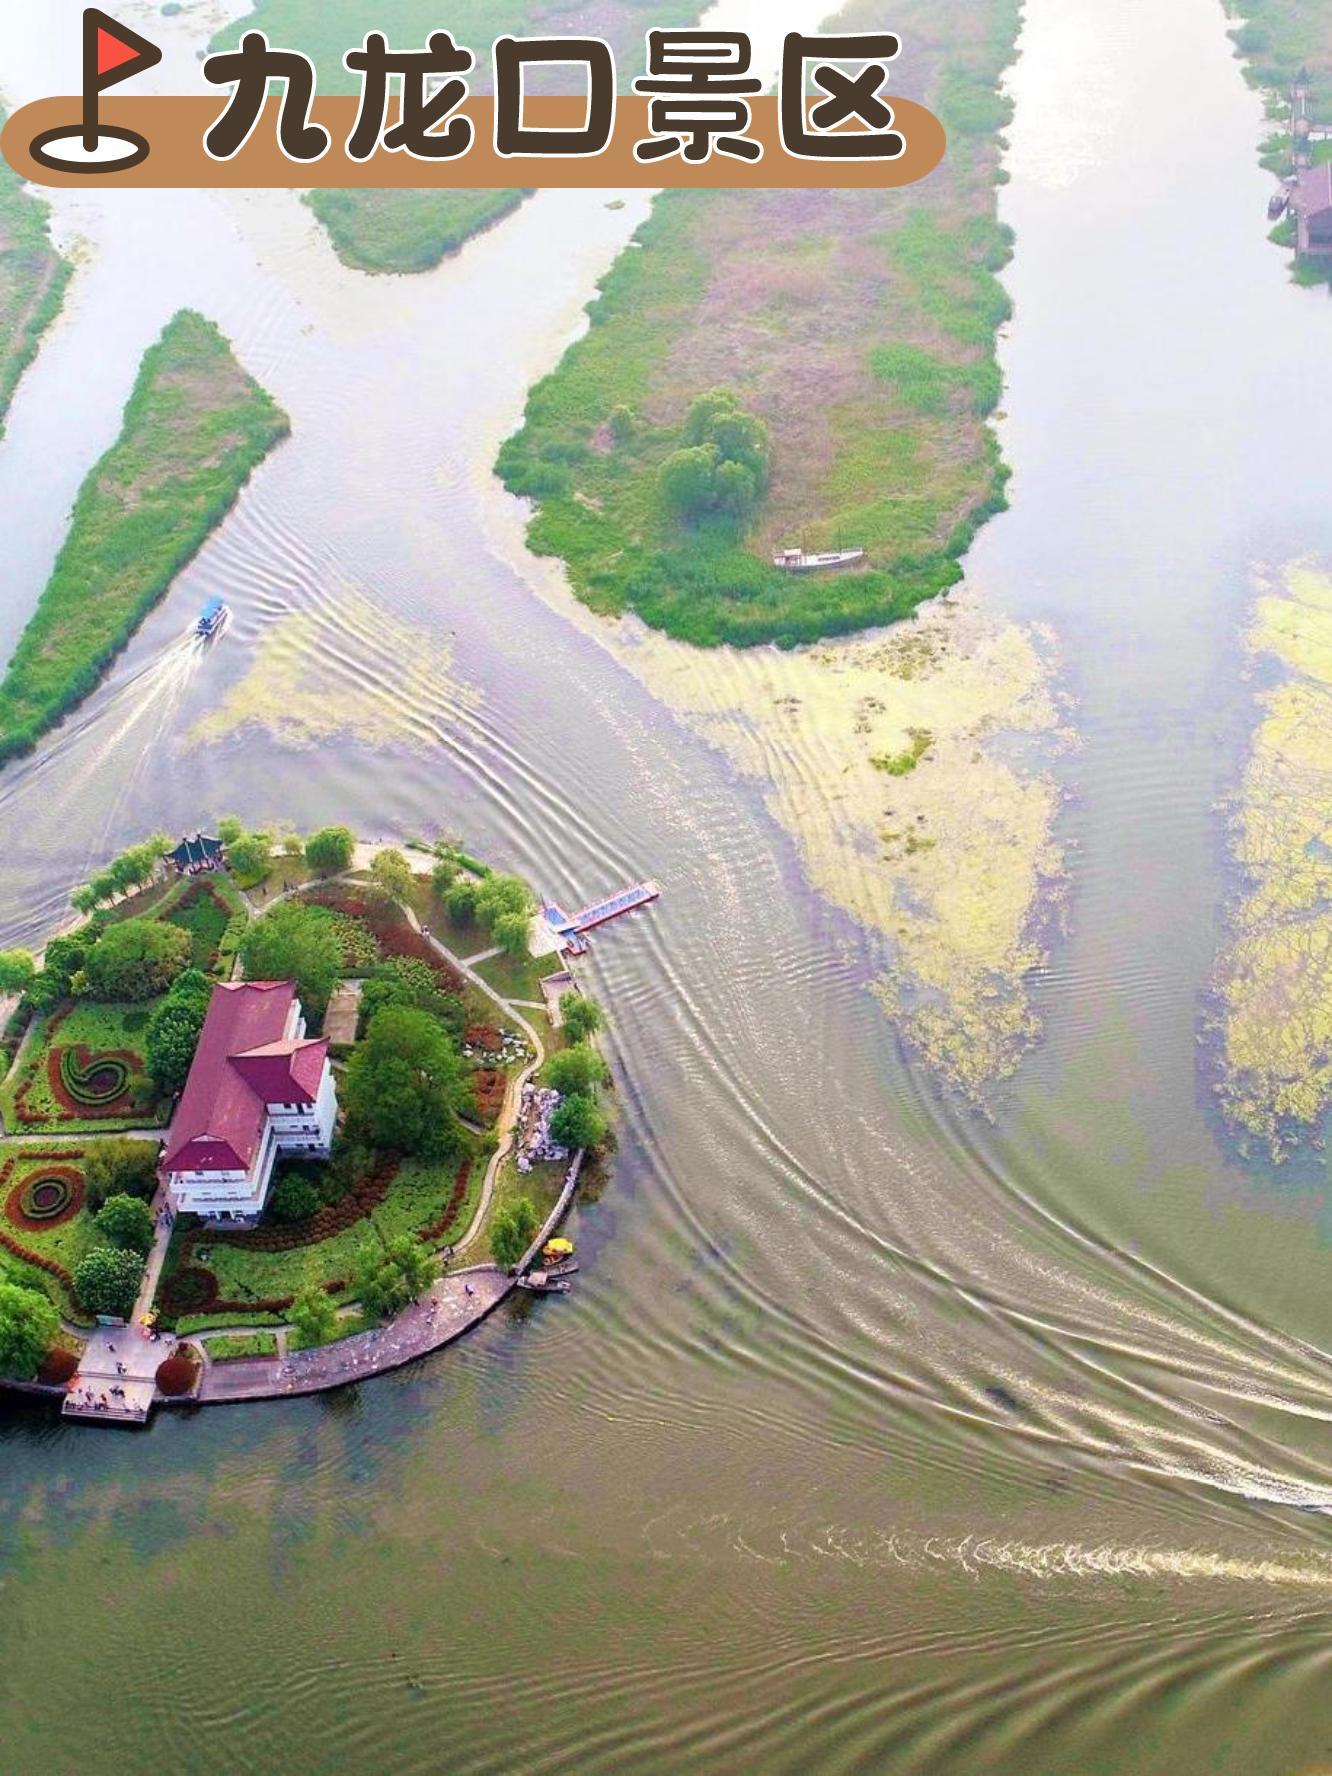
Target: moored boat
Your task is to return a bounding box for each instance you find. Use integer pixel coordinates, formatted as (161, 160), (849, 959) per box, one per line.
(772, 546), (867, 572)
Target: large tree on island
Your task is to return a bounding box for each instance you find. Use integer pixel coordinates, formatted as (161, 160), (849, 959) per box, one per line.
(342, 1003), (464, 1157)
(0, 1281), (59, 1378)
(83, 918), (190, 1001)
(237, 900), (341, 1016)
(304, 825), (356, 876)
(354, 1233), (439, 1319)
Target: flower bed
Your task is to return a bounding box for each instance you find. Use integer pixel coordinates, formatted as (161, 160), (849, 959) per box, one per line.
(55, 1044), (134, 1110)
(471, 1068), (506, 1125)
(7, 1165), (84, 1231)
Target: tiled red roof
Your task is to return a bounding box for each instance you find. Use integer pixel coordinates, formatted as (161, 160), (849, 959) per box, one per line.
(163, 982), (327, 1175)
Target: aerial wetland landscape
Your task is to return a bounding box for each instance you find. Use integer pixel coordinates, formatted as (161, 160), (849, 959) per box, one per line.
(7, 0), (1332, 1771)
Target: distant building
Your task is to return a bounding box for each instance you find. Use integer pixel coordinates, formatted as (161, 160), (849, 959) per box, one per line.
(161, 981), (337, 1225)
(168, 832), (225, 874)
(1293, 163), (1332, 258)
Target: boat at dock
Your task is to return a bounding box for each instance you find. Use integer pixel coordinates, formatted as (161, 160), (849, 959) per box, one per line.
(772, 546), (866, 572)
(196, 596), (228, 638)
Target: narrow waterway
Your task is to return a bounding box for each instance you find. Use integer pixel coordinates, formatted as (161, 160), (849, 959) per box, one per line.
(2, 3), (1332, 1773)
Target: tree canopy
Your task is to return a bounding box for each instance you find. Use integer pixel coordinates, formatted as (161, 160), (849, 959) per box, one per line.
(145, 967), (214, 1092)
(370, 848), (415, 904)
(94, 1194), (156, 1257)
(354, 1233), (439, 1319)
(342, 1003), (465, 1156)
(237, 900), (342, 1016)
(475, 873), (534, 932)
(660, 390), (770, 523)
(561, 993), (604, 1043)
(544, 1044), (605, 1097)
(304, 825), (356, 875)
(83, 918), (190, 1001)
(73, 1246), (145, 1320)
(0, 949), (34, 995)
(84, 1138), (159, 1211)
(490, 1196), (539, 1270)
(288, 1283), (338, 1348)
(0, 1281), (59, 1379)
(550, 1091), (608, 1151)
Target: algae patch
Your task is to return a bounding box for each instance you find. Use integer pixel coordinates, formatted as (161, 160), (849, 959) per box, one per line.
(622, 592), (1069, 1097)
(1212, 562), (1332, 1154)
(190, 591), (477, 752)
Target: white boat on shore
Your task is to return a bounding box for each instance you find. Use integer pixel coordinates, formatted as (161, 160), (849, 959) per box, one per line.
(772, 547), (866, 572)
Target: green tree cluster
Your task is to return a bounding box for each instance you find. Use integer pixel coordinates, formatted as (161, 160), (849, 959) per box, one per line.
(543, 1044), (606, 1097)
(29, 930), (90, 1009)
(370, 847), (415, 904)
(288, 1283), (338, 1348)
(145, 965), (213, 1092)
(304, 825), (356, 876)
(550, 1092), (608, 1151)
(238, 900), (342, 1017)
(355, 1233), (438, 1319)
(0, 949), (34, 995)
(342, 1003), (465, 1158)
(659, 391), (770, 523)
(0, 1280), (59, 1379)
(83, 1138), (159, 1211)
(94, 1193), (156, 1257)
(69, 833), (171, 914)
(82, 918), (190, 1001)
(560, 992), (603, 1043)
(73, 1246), (145, 1320)
(490, 1195), (539, 1270)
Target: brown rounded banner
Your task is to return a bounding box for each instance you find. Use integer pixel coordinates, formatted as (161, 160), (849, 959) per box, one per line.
(2, 95), (946, 189)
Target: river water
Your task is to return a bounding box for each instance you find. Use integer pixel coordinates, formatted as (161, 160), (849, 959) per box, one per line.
(3, 2), (1332, 1772)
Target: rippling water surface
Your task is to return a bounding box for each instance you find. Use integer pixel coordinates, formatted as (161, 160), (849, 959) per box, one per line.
(3, 2), (1332, 1771)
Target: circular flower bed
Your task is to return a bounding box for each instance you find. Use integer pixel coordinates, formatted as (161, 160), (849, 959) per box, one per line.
(58, 1045), (132, 1108)
(156, 1352), (201, 1397)
(5, 1165), (84, 1232)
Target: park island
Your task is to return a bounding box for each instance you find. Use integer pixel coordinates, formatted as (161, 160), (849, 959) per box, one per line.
(0, 822), (636, 1424)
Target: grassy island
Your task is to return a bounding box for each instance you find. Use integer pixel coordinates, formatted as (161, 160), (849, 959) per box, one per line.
(0, 309), (288, 763)
(497, 0), (1020, 648)
(214, 0), (698, 275)
(0, 105), (72, 436)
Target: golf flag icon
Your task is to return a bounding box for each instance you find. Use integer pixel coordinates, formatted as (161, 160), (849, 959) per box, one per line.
(29, 8), (163, 173)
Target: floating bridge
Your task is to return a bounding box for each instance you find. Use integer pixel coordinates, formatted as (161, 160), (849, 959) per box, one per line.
(542, 881), (660, 955)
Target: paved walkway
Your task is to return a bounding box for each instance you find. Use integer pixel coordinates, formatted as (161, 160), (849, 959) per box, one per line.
(63, 1190), (176, 1423)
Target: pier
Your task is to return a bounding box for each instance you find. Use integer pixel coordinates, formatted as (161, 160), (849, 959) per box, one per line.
(542, 881), (660, 955)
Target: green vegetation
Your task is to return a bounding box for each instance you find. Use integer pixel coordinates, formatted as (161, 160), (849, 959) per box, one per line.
(82, 919), (190, 1001)
(70, 835), (172, 914)
(560, 992), (603, 1043)
(0, 105), (72, 438)
(0, 1280), (59, 1379)
(72, 1245), (144, 1320)
(238, 899), (342, 1017)
(94, 1194), (155, 1258)
(498, 0), (1019, 647)
(145, 967), (213, 1093)
(305, 188), (529, 274)
(0, 1000), (169, 1135)
(202, 1330), (280, 1361)
(305, 825), (356, 875)
(490, 1195), (538, 1270)
(1223, 0), (1332, 99)
(354, 1232), (438, 1319)
(288, 1284), (338, 1349)
(83, 1138), (158, 1211)
(871, 729), (934, 775)
(342, 1004), (466, 1157)
(0, 310), (288, 761)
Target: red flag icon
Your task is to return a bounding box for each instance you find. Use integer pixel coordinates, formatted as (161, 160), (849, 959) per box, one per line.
(86, 9), (162, 93)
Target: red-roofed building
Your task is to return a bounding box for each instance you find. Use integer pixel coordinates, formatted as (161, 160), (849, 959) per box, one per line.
(162, 981), (338, 1224)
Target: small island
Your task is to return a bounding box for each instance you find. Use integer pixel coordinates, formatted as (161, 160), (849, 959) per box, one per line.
(0, 102), (72, 438)
(0, 309), (288, 763)
(0, 823), (628, 1423)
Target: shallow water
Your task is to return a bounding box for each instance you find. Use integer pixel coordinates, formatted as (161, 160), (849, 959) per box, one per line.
(3, 2), (1332, 1772)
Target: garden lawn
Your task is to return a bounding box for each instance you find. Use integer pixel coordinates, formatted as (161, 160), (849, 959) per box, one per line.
(472, 945), (563, 1006)
(0, 1144), (103, 1320)
(167, 1154), (479, 1309)
(0, 999), (169, 1133)
(159, 874), (246, 970)
(485, 1146), (564, 1266)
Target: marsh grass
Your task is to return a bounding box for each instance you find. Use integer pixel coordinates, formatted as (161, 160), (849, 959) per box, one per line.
(0, 105), (72, 438)
(0, 310), (288, 762)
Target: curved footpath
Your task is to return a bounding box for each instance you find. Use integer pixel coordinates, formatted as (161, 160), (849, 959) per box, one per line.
(7, 857), (590, 1419)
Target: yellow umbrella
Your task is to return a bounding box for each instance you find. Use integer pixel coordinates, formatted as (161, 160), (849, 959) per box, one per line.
(543, 1238), (574, 1257)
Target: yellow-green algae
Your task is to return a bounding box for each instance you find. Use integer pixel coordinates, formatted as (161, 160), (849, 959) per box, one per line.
(190, 591), (477, 751)
(1214, 562), (1332, 1152)
(621, 591), (1069, 1097)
